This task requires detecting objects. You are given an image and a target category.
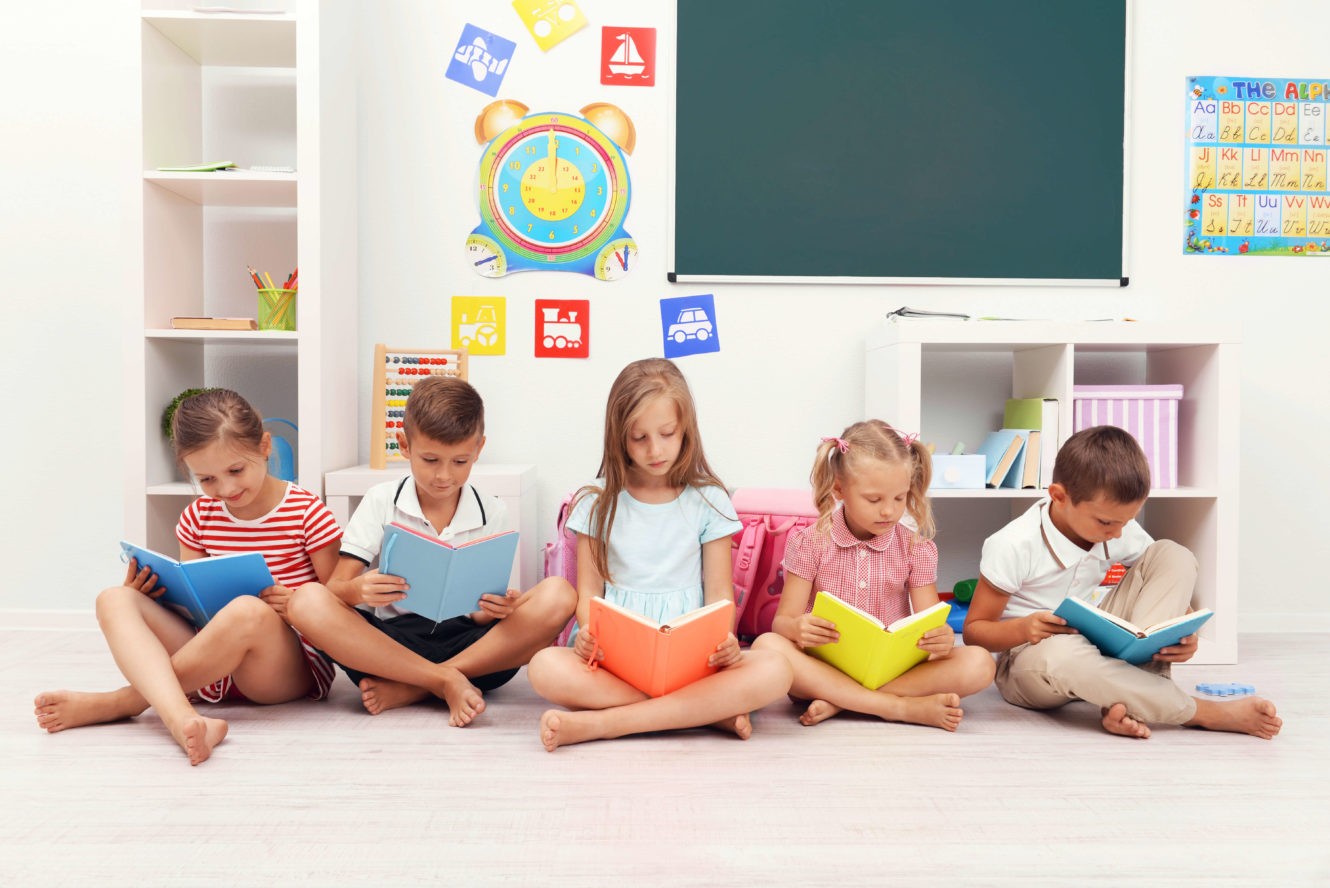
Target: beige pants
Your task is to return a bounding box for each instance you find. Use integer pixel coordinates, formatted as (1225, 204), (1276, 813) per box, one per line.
(995, 540), (1199, 725)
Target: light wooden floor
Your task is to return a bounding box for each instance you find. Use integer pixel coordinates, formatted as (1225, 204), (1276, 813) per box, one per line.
(2, 618), (1327, 887)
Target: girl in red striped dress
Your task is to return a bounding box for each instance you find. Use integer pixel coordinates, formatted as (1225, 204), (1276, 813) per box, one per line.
(35, 389), (341, 765)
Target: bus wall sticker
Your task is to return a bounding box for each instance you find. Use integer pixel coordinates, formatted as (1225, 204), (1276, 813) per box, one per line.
(660, 294), (720, 360)
(466, 99), (638, 280)
(534, 299), (590, 359)
(1185, 75), (1330, 256)
(601, 27), (655, 86)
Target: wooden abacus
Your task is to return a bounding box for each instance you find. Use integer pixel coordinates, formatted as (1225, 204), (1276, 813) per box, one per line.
(370, 344), (470, 469)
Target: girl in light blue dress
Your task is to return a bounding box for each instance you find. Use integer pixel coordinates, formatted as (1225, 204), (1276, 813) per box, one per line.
(526, 358), (792, 750)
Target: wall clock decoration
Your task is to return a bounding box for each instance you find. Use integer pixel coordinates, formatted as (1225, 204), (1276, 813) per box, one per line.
(467, 99), (637, 280)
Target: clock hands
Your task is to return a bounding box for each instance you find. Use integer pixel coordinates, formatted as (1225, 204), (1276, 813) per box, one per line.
(546, 127), (558, 192)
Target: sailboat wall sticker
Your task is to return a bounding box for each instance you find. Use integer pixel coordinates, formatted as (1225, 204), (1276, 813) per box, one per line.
(466, 99), (638, 280)
(600, 27), (655, 86)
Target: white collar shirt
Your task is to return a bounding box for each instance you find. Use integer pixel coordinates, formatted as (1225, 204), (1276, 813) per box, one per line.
(979, 498), (1152, 618)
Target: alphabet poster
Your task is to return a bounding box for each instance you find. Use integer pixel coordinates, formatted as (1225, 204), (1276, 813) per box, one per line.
(1186, 75), (1329, 256)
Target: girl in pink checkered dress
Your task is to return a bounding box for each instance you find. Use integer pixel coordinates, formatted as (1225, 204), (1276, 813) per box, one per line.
(752, 420), (995, 730)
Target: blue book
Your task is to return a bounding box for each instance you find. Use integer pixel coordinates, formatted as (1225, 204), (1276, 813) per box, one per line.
(379, 523), (519, 623)
(119, 541), (274, 628)
(975, 428), (1030, 488)
(1053, 596), (1213, 664)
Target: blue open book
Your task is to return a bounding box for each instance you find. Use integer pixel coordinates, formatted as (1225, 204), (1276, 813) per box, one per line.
(1053, 595), (1213, 664)
(378, 523), (519, 623)
(119, 541), (274, 628)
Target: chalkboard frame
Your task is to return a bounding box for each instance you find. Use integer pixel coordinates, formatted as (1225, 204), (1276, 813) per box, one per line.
(668, 0), (1132, 287)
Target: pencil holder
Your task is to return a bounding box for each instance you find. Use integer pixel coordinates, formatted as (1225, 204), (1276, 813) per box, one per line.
(257, 288), (297, 331)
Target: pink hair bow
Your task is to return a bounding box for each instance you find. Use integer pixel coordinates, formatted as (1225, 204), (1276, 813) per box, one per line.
(899, 431), (919, 447)
(821, 436), (850, 453)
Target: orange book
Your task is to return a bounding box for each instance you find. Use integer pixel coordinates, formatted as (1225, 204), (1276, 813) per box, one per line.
(587, 597), (734, 697)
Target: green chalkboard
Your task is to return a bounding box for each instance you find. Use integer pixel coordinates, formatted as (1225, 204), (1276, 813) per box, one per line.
(671, 0), (1128, 284)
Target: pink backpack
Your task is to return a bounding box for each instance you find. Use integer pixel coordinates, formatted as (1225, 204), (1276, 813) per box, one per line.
(730, 488), (819, 642)
(542, 490), (581, 646)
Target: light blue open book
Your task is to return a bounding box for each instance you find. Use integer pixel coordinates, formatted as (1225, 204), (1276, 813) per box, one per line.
(378, 523), (518, 623)
(1053, 596), (1213, 664)
(119, 541), (274, 628)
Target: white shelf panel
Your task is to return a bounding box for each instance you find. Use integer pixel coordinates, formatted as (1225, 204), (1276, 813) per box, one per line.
(145, 171), (296, 207)
(929, 486), (1219, 500)
(868, 319), (1240, 349)
(146, 482), (196, 496)
(142, 11), (296, 67)
(145, 328), (298, 343)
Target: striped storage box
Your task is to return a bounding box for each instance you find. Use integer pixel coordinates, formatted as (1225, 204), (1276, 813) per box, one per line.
(1072, 384), (1183, 489)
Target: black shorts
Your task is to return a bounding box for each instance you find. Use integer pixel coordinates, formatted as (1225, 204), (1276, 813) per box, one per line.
(333, 611), (519, 692)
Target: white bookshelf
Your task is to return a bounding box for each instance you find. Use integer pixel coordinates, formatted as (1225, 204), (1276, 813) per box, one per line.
(866, 319), (1240, 663)
(128, 3), (357, 554)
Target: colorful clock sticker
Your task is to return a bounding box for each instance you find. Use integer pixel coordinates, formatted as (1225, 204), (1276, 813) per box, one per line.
(467, 100), (637, 279)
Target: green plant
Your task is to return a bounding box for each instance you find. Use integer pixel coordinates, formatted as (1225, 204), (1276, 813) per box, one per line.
(162, 387), (217, 441)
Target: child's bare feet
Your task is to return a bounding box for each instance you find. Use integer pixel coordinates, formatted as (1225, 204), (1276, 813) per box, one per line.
(708, 712), (753, 739)
(539, 709), (605, 751)
(33, 689), (144, 733)
(799, 699), (842, 726)
(358, 678), (428, 715)
(1187, 696), (1282, 739)
(1101, 703), (1151, 738)
(172, 716), (229, 766)
(434, 667), (485, 727)
(886, 693), (963, 731)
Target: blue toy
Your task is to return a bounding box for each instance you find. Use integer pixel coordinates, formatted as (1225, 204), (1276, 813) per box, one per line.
(945, 600), (969, 634)
(1195, 682), (1255, 697)
(264, 418), (298, 482)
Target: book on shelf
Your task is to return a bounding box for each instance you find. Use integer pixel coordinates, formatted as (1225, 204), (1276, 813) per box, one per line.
(1004, 397), (1060, 486)
(587, 597), (734, 697)
(808, 592), (951, 689)
(170, 317), (259, 331)
(119, 541), (274, 628)
(975, 428), (1030, 488)
(155, 161), (237, 172)
(378, 523), (518, 623)
(885, 306), (970, 320)
(1019, 430), (1041, 488)
(1052, 596), (1213, 664)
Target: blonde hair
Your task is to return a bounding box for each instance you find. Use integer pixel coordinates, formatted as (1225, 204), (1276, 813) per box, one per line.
(578, 358), (728, 583)
(809, 419), (935, 541)
(171, 388), (266, 462)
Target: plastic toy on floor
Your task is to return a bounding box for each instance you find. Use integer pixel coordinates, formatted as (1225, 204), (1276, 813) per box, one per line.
(1195, 682), (1256, 697)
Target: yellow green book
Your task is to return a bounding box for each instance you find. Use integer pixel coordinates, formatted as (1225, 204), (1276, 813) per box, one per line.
(808, 592), (951, 689)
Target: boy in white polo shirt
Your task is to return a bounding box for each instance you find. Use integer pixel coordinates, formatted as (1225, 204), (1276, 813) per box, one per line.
(288, 376), (575, 727)
(963, 426), (1281, 740)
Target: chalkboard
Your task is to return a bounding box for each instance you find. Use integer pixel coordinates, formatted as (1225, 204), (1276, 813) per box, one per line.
(670, 0), (1129, 285)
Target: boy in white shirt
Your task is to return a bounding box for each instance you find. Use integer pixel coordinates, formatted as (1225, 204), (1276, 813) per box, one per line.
(288, 377), (575, 727)
(963, 426), (1280, 740)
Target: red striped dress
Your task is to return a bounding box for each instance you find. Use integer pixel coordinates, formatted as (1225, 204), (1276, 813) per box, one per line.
(176, 483), (342, 701)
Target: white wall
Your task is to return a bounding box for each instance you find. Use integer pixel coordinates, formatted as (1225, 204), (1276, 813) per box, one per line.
(5, 1), (1326, 630)
(1, 1), (139, 614)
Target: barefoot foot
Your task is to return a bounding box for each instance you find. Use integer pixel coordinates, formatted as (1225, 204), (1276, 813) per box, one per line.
(884, 693), (964, 731)
(799, 699), (842, 727)
(538, 709), (606, 751)
(435, 668), (485, 727)
(1101, 703), (1151, 739)
(174, 716), (229, 766)
(359, 677), (429, 715)
(34, 689), (145, 733)
(708, 712), (753, 740)
(1188, 696), (1282, 739)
